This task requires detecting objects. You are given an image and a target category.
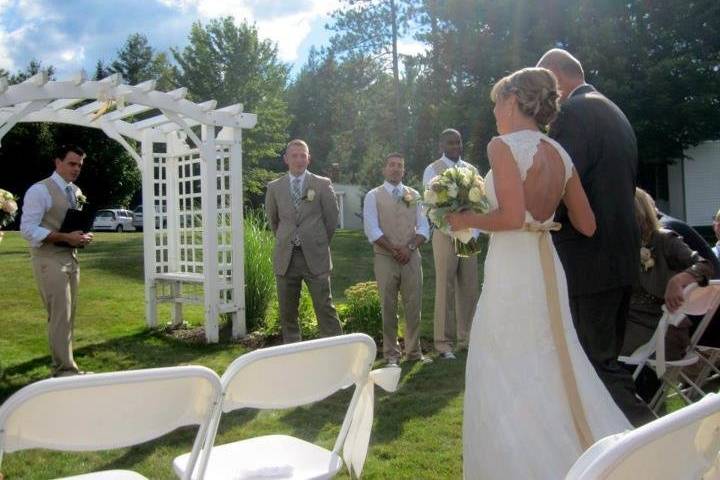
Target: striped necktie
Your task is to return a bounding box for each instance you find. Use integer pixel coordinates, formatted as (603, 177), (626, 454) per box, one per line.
(66, 185), (77, 209)
(292, 177), (302, 209)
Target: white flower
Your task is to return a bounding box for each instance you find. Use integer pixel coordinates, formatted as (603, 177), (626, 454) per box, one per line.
(468, 187), (483, 203)
(424, 189), (438, 205)
(1, 190), (12, 201)
(1, 199), (17, 214)
(447, 184), (458, 198)
(451, 228), (473, 244)
(640, 246), (655, 271)
(460, 170), (472, 187)
(305, 189), (316, 201)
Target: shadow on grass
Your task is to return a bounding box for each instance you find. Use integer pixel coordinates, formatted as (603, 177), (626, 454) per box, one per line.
(0, 328), (239, 402)
(81, 234), (145, 282)
(230, 353), (465, 447)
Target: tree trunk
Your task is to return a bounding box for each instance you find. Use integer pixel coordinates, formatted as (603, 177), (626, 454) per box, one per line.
(390, 0), (402, 150)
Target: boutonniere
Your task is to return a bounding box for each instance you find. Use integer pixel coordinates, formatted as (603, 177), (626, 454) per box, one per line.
(640, 246), (655, 271)
(76, 192), (88, 210)
(400, 189), (419, 208)
(303, 189), (316, 202)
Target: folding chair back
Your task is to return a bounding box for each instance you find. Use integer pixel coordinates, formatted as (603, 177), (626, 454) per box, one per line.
(181, 334), (400, 480)
(565, 393), (720, 479)
(221, 333), (376, 412)
(0, 366), (221, 479)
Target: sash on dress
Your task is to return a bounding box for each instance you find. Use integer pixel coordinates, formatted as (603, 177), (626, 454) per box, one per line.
(525, 222), (593, 450)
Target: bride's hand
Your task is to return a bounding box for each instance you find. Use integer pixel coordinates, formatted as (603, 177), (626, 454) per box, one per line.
(446, 211), (471, 231)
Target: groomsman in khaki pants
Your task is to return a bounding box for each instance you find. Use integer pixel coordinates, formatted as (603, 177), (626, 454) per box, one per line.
(423, 129), (480, 359)
(265, 139), (343, 343)
(364, 153), (431, 366)
(20, 144), (93, 377)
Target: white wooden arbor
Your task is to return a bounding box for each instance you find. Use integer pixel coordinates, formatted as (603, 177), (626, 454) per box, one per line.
(0, 71), (257, 342)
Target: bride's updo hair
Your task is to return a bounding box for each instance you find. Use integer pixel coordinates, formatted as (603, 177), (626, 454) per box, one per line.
(490, 67), (560, 127)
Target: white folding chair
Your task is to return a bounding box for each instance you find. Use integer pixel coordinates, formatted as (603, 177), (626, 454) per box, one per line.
(686, 280), (720, 394)
(173, 333), (401, 480)
(565, 393), (720, 479)
(619, 281), (720, 412)
(0, 366), (222, 480)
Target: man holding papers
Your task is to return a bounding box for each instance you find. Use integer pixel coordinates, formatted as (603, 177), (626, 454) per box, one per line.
(21, 144), (93, 377)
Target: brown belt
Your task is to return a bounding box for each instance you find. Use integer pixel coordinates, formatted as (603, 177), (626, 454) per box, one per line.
(525, 222), (593, 450)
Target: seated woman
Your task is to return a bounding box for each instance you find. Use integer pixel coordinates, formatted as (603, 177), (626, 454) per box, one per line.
(622, 188), (715, 361)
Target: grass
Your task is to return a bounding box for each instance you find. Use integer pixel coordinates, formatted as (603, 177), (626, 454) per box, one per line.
(0, 230), (479, 479)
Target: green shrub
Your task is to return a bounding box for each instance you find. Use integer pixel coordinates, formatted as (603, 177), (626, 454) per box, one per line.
(243, 209), (276, 332)
(340, 281), (382, 339)
(262, 283), (319, 339)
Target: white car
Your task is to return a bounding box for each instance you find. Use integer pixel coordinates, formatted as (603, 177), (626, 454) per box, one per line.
(92, 209), (135, 232)
(132, 205), (144, 232)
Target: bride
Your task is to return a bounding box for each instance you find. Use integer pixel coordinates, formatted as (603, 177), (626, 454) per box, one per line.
(448, 68), (632, 479)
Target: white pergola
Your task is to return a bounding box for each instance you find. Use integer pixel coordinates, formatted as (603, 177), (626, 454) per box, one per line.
(0, 71), (257, 342)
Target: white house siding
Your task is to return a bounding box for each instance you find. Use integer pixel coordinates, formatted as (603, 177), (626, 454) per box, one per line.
(334, 183), (364, 229)
(667, 140), (720, 226)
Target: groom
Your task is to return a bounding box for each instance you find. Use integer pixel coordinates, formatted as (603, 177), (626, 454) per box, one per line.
(265, 139), (343, 343)
(538, 49), (653, 425)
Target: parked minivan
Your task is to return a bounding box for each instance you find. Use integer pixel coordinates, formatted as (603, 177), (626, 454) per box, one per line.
(92, 209), (135, 232)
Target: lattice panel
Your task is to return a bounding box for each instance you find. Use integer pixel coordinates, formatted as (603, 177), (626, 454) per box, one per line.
(216, 144), (234, 305)
(153, 154), (169, 273)
(177, 148), (203, 274)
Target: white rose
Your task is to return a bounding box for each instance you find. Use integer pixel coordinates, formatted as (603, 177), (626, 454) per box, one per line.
(447, 184), (458, 198)
(1, 190), (12, 200)
(424, 189), (438, 205)
(468, 187), (483, 203)
(2, 199), (17, 214)
(461, 171), (472, 187)
(306, 189), (316, 201)
(451, 228), (473, 244)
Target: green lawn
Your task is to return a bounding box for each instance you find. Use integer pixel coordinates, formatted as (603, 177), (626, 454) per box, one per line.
(0, 230), (477, 479)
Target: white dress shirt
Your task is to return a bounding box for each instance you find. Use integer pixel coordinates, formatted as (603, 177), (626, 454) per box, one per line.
(20, 172), (77, 247)
(363, 181), (430, 244)
(422, 154), (477, 189)
(713, 243), (720, 259)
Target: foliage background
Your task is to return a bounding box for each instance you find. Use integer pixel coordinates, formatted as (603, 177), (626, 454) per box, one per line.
(1, 1), (718, 217)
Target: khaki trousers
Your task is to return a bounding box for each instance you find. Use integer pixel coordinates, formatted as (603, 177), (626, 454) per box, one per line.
(276, 247), (342, 343)
(432, 231), (479, 353)
(374, 251), (423, 361)
(31, 251), (80, 375)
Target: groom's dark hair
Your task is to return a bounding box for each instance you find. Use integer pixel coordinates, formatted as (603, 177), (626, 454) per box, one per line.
(54, 144), (86, 162)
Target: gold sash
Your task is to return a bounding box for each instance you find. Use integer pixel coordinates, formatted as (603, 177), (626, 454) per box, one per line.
(525, 222), (593, 450)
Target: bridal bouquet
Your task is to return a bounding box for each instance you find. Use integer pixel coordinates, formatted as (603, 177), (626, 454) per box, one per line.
(423, 167), (490, 256)
(0, 188), (19, 243)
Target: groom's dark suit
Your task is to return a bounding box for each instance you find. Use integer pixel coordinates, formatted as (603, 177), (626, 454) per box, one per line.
(550, 84), (652, 425)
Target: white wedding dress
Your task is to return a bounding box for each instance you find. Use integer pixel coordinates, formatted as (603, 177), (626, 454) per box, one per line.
(463, 130), (632, 479)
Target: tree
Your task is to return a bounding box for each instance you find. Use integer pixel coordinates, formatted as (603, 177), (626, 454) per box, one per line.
(328, 0), (418, 150)
(109, 33), (175, 90)
(287, 49), (397, 186)
(172, 18), (290, 173)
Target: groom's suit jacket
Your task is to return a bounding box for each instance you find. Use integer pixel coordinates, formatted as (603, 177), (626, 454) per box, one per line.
(265, 171), (339, 276)
(550, 84), (640, 296)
